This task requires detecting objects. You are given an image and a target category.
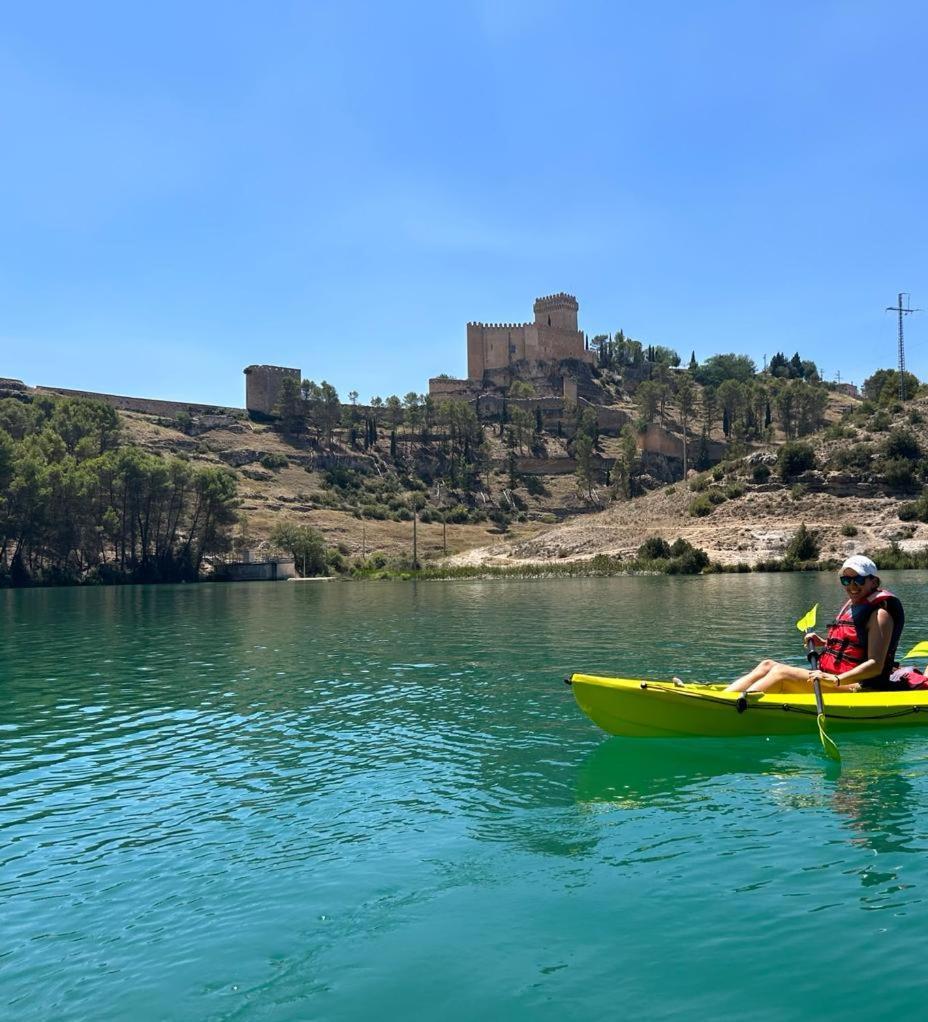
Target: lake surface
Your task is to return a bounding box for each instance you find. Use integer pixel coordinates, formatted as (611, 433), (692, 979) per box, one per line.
(4, 573), (928, 1020)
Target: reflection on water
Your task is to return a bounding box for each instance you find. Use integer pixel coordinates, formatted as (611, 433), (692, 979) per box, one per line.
(4, 575), (928, 1021)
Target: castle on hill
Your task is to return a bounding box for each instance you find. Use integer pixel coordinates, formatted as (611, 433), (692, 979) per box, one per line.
(429, 291), (594, 402)
(243, 291), (595, 415)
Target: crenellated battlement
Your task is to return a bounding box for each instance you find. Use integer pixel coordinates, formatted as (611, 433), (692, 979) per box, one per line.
(533, 292), (579, 312)
(467, 321), (529, 329)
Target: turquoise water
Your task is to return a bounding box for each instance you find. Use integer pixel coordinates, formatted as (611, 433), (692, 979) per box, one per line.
(3, 574), (928, 1020)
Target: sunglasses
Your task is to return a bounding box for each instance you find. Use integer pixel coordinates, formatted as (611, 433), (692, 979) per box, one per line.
(839, 574), (870, 587)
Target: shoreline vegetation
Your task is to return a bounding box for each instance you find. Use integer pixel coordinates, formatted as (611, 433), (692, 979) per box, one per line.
(344, 536), (928, 582)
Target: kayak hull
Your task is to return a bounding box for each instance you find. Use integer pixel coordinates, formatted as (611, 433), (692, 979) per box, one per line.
(569, 674), (928, 738)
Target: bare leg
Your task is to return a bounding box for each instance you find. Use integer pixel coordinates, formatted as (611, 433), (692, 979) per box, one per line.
(726, 659), (782, 692)
(747, 663), (814, 693)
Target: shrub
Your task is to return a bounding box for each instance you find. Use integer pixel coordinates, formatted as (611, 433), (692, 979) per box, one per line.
(260, 452), (289, 470)
(898, 492), (928, 523)
(362, 503), (389, 520)
(830, 444), (872, 472)
(840, 524), (858, 537)
(724, 483), (745, 499)
(638, 536), (672, 560)
(777, 442), (816, 480)
(712, 466), (724, 481)
(869, 411), (891, 432)
(689, 475), (709, 492)
(707, 488), (727, 505)
(689, 494), (713, 517)
(791, 483), (808, 501)
(667, 547), (710, 575)
(752, 464), (771, 483)
(440, 505), (466, 524)
(880, 457), (918, 490)
(885, 428), (922, 462)
(524, 475), (547, 496)
(784, 523), (820, 563)
(665, 485), (676, 495)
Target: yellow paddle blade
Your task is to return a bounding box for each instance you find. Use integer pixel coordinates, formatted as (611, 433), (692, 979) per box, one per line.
(796, 604), (818, 633)
(817, 713), (841, 762)
(902, 641), (928, 660)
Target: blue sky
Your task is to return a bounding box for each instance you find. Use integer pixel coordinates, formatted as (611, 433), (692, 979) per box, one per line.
(2, 1), (926, 407)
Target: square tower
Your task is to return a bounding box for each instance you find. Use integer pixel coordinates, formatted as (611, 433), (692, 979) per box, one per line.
(533, 293), (579, 332)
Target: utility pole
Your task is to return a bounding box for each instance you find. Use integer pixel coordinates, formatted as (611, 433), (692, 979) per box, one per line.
(885, 292), (920, 400)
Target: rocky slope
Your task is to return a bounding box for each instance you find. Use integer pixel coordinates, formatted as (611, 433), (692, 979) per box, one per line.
(116, 388), (928, 570)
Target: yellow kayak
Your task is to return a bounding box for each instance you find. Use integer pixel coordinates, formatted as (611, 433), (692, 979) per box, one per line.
(568, 673), (928, 738)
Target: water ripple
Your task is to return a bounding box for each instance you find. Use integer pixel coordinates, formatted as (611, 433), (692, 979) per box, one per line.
(4, 575), (928, 1019)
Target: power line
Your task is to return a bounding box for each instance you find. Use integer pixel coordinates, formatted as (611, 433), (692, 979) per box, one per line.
(885, 292), (920, 400)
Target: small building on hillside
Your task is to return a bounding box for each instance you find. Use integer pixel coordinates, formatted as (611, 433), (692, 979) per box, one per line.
(244, 364), (301, 418)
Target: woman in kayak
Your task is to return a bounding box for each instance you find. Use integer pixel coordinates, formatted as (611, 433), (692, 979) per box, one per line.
(726, 555), (905, 695)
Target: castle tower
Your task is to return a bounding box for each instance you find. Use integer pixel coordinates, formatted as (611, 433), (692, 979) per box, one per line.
(243, 364), (301, 418)
(465, 292), (589, 380)
(533, 293), (579, 332)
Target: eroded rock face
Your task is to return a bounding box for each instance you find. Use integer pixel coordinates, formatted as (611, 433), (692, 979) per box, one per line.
(219, 449), (264, 467)
(187, 414), (248, 436)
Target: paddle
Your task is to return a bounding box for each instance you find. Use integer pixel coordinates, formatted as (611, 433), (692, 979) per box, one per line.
(796, 604), (841, 762)
(902, 641), (928, 661)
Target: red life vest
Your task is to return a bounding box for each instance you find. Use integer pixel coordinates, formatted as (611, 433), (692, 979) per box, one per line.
(818, 589), (904, 681)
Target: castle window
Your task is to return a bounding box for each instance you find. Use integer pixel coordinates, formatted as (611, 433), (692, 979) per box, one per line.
(548, 315), (551, 326)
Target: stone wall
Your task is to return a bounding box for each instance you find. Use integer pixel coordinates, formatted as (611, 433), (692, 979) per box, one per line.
(427, 377), (480, 398)
(35, 386), (243, 418)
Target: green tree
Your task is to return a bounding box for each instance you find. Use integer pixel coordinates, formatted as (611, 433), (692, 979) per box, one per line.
(716, 379), (746, 438)
(862, 368), (921, 404)
(693, 353), (756, 389)
(270, 522), (329, 576)
(276, 376), (306, 434)
(319, 381), (341, 444)
(675, 375), (697, 477)
(574, 434), (596, 500)
(636, 380), (660, 423)
(612, 426), (640, 499)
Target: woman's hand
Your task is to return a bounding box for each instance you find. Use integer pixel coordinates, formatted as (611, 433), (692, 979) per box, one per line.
(808, 669), (840, 687)
(804, 632), (826, 648)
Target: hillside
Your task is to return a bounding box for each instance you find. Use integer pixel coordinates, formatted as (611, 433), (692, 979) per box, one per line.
(117, 380), (928, 572)
(448, 398), (928, 568)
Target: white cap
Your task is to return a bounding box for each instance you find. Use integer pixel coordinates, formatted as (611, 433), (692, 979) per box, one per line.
(841, 554), (878, 577)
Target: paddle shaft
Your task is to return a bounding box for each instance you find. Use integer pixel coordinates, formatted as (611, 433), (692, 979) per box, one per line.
(806, 637), (826, 716)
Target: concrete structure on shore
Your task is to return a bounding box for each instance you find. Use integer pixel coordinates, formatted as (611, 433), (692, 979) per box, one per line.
(216, 557), (298, 582)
